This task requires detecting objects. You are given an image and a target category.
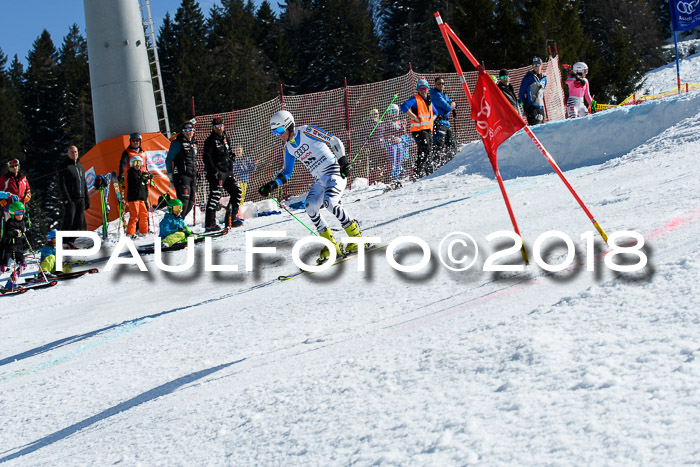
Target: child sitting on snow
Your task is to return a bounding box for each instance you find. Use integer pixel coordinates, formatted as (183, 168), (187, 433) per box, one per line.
(38, 230), (73, 277)
(159, 198), (193, 247)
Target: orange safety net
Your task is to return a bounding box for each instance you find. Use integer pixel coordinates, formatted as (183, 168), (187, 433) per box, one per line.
(193, 59), (565, 208)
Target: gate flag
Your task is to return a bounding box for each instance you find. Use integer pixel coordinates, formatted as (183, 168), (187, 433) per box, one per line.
(670, 0), (700, 31)
(470, 69), (525, 158)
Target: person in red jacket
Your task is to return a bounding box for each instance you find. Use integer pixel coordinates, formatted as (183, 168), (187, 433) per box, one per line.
(0, 159), (31, 209)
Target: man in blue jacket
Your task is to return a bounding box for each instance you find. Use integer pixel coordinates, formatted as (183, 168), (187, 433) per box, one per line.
(430, 77), (457, 166)
(518, 57), (548, 125)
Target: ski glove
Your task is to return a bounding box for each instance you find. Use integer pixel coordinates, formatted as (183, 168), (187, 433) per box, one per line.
(338, 156), (351, 179)
(167, 173), (175, 188)
(259, 180), (278, 197)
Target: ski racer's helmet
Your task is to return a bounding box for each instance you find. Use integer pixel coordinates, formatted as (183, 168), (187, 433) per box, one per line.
(572, 62), (588, 74)
(270, 110), (295, 136)
(47, 229), (57, 243)
(369, 108), (379, 117)
(388, 103), (400, 115)
(7, 158), (20, 169)
(168, 198), (184, 215)
(532, 57), (543, 66)
(129, 132), (142, 141)
(9, 201), (24, 217)
(416, 78), (429, 91)
(130, 155), (143, 167)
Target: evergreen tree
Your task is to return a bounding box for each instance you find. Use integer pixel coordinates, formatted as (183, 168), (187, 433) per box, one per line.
(22, 30), (64, 237)
(0, 50), (26, 164)
(580, 0), (664, 102)
(295, 0), (383, 92)
(276, 0), (314, 94)
(491, 0), (527, 67)
(379, 0), (427, 78)
(158, 0), (209, 129)
(207, 0), (270, 110)
(59, 24), (94, 154)
(254, 1), (291, 95)
(447, 0), (497, 68)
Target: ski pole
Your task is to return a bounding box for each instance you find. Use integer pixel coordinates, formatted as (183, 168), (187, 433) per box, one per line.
(351, 94), (399, 163)
(24, 235), (50, 283)
(268, 195), (318, 236)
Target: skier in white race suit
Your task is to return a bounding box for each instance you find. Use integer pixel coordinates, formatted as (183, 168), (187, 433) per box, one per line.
(258, 110), (363, 263)
(566, 62), (594, 118)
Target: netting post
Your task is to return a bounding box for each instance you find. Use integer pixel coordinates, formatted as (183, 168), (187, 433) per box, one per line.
(279, 83), (289, 201)
(686, 83), (689, 93)
(344, 77), (352, 190)
(192, 95), (196, 226)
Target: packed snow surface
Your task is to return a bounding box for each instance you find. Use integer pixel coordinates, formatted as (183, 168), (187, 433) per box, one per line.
(1, 59), (699, 465)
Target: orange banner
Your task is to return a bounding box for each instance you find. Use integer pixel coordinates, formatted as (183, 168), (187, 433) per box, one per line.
(81, 132), (175, 232)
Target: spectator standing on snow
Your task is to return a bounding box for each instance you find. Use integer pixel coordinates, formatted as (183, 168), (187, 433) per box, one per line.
(497, 69), (521, 113)
(58, 146), (90, 246)
(400, 77), (437, 179)
(565, 62), (594, 118)
(202, 117), (242, 230)
(430, 77), (457, 165)
(232, 145), (258, 206)
(518, 57), (548, 125)
(166, 121), (198, 219)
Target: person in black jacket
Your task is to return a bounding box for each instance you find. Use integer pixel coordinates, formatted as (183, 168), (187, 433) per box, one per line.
(1, 201), (28, 288)
(497, 69), (521, 113)
(166, 122), (198, 219)
(125, 156), (153, 237)
(58, 146), (90, 246)
(202, 117), (242, 231)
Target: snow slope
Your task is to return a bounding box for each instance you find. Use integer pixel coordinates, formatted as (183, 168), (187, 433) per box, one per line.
(1, 69), (700, 464)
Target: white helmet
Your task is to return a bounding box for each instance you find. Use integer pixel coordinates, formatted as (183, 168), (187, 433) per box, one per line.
(270, 110), (295, 135)
(388, 103), (400, 115)
(572, 62), (588, 74)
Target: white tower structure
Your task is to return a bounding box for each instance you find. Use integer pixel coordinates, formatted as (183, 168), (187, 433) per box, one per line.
(84, 0), (160, 143)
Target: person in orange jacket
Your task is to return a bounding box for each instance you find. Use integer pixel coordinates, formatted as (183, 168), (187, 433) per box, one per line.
(400, 78), (438, 180)
(125, 155), (154, 237)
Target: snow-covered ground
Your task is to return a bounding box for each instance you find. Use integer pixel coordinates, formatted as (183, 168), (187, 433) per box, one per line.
(1, 59), (700, 465)
(642, 38), (700, 94)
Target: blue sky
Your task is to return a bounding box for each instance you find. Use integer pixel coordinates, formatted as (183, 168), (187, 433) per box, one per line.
(0, 0), (273, 65)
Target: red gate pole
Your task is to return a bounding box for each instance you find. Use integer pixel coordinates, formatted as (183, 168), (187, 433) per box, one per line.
(436, 12), (608, 244)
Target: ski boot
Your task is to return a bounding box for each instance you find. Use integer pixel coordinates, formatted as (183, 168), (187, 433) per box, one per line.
(342, 220), (363, 254)
(318, 228), (343, 264)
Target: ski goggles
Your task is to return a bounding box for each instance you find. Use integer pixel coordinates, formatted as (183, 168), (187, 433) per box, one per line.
(387, 109), (398, 115)
(499, 75), (509, 79)
(13, 209), (25, 216)
(172, 205), (183, 214)
(182, 128), (194, 133)
(272, 126), (287, 135)
(213, 123), (224, 129)
(417, 85), (429, 91)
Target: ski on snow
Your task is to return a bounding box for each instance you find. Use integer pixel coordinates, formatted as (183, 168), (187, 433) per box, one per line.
(0, 280), (59, 296)
(277, 243), (389, 281)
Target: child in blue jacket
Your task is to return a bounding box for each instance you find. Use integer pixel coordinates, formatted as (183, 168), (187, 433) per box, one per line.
(159, 198), (193, 247)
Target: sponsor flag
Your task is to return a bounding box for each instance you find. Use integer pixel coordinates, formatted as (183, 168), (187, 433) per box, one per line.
(670, 0), (700, 31)
(470, 69), (525, 159)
